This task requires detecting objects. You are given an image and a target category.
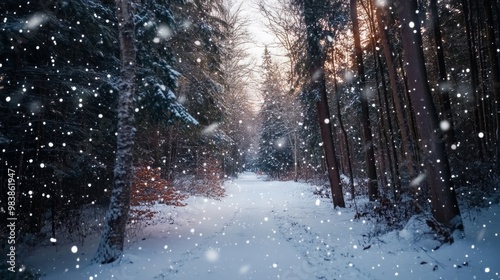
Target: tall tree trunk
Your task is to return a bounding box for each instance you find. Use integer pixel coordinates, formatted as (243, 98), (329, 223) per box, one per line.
(294, 132), (299, 182)
(461, 0), (486, 159)
(396, 0), (462, 230)
(93, 0), (137, 264)
(476, 9), (493, 148)
(481, 0), (500, 163)
(377, 54), (401, 200)
(302, 0), (345, 208)
(351, 0), (378, 200)
(375, 2), (417, 180)
(429, 0), (456, 148)
(333, 53), (355, 199)
(365, 0), (402, 198)
(398, 51), (423, 175)
(375, 119), (389, 195)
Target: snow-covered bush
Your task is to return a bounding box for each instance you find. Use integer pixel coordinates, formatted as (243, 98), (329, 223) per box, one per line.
(172, 156), (226, 199)
(131, 165), (188, 222)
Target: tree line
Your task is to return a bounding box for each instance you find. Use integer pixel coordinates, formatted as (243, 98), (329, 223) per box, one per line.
(256, 0), (499, 240)
(0, 0), (255, 263)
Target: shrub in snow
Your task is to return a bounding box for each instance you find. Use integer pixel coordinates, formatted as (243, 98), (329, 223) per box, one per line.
(354, 197), (416, 237)
(172, 156), (226, 199)
(130, 165), (187, 222)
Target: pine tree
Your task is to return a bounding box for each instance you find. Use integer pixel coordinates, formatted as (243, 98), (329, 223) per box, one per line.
(0, 0), (118, 234)
(258, 47), (294, 178)
(134, 1), (198, 126)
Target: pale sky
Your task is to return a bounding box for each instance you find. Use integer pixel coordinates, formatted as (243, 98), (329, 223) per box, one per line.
(239, 0), (277, 61)
(237, 0), (281, 108)
(236, 0), (274, 106)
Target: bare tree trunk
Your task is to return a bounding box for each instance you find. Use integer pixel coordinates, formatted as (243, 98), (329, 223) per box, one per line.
(375, 119), (389, 195)
(93, 0), (137, 264)
(302, 0), (345, 208)
(377, 55), (401, 200)
(351, 0), (378, 200)
(294, 132), (298, 182)
(333, 55), (355, 199)
(336, 92), (355, 199)
(364, 0), (402, 198)
(481, 0), (500, 163)
(429, 0), (456, 148)
(461, 0), (486, 159)
(398, 52), (423, 175)
(396, 0), (462, 230)
(375, 2), (417, 180)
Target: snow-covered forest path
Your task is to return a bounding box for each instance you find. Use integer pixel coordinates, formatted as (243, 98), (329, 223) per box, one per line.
(157, 172), (370, 280)
(27, 172), (499, 279)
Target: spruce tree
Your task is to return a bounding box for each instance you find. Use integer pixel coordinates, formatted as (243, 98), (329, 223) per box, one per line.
(258, 47), (294, 178)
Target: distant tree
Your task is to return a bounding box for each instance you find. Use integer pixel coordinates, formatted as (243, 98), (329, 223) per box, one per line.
(258, 0), (306, 181)
(217, 0), (256, 176)
(258, 104), (294, 178)
(92, 0), (137, 264)
(258, 47), (294, 178)
(258, 0), (305, 88)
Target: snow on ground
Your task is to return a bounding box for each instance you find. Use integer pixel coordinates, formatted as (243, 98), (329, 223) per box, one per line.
(24, 172), (500, 279)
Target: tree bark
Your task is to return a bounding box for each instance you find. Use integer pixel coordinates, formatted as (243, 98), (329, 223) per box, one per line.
(333, 51), (355, 199)
(429, 0), (456, 148)
(481, 0), (500, 163)
(351, 0), (378, 200)
(375, 2), (417, 180)
(476, 7), (493, 148)
(376, 54), (401, 200)
(396, 0), (462, 230)
(302, 0), (345, 208)
(294, 132), (298, 182)
(461, 0), (486, 159)
(93, 0), (137, 264)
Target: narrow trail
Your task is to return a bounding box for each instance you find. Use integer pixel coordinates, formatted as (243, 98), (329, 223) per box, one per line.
(157, 172), (374, 280)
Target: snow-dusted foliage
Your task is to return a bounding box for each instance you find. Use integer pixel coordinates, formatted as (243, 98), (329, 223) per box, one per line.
(134, 3), (198, 125)
(258, 99), (294, 178)
(0, 0), (119, 234)
(257, 48), (295, 178)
